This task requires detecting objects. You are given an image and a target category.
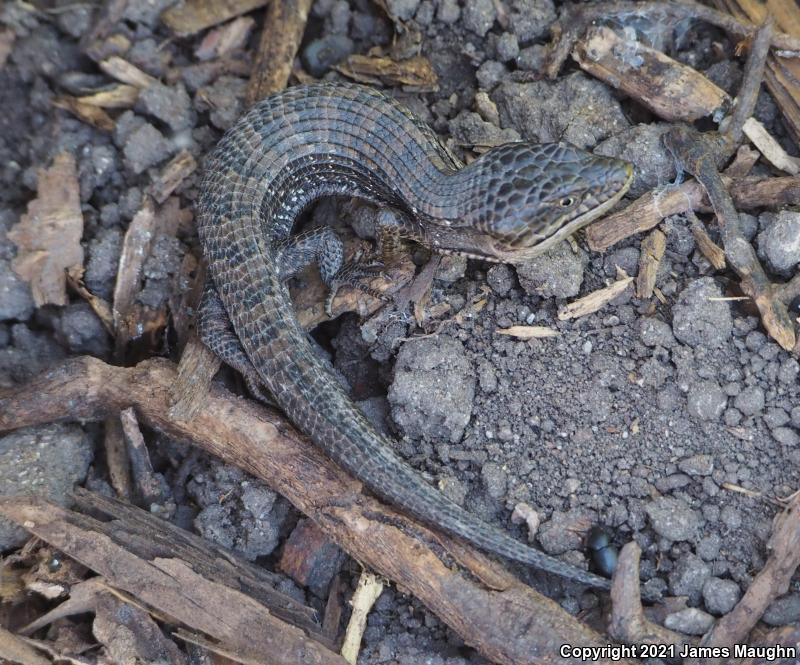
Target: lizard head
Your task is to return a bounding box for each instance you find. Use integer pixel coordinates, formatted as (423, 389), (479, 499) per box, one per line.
(432, 143), (633, 263)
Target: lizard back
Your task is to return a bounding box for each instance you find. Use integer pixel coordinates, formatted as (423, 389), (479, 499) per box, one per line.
(198, 82), (632, 589)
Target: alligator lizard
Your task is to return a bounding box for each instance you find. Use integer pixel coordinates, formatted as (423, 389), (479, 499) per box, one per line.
(196, 82), (633, 589)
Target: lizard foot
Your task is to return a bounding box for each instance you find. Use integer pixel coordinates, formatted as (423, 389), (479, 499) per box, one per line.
(325, 256), (388, 317)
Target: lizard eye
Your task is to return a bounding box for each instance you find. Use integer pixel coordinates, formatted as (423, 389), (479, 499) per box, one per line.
(559, 196), (576, 207)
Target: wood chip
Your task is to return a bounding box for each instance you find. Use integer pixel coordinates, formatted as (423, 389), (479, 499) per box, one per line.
(279, 519), (343, 589)
(162, 0), (268, 37)
(75, 83), (139, 109)
(113, 199), (156, 337)
(341, 571), (384, 665)
(558, 274), (633, 321)
(496, 325), (560, 339)
(148, 150), (197, 204)
(335, 55), (439, 91)
(52, 96), (115, 131)
(120, 408), (163, 504)
(573, 26), (730, 122)
(724, 144), (761, 177)
(0, 495), (343, 665)
(246, 0), (312, 105)
(99, 56), (158, 88)
(0, 627), (50, 665)
(195, 16), (255, 60)
(742, 117), (800, 174)
(635, 228), (666, 299)
(8, 153), (84, 307)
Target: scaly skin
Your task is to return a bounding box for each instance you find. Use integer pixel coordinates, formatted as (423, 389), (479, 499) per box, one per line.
(197, 83), (633, 589)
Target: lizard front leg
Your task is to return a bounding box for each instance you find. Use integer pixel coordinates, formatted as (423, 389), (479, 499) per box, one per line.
(275, 226), (386, 317)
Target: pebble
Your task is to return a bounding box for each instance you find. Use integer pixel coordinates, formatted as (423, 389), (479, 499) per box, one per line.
(720, 505), (742, 530)
(302, 35), (354, 77)
(475, 60), (507, 90)
(759, 210), (800, 273)
(85, 228), (123, 300)
(55, 303), (110, 356)
(495, 32), (519, 62)
(434, 254), (467, 284)
(723, 408), (743, 426)
(687, 380), (727, 421)
(197, 76), (247, 130)
(487, 264), (514, 296)
(655, 473), (691, 492)
(474, 91), (500, 125)
(638, 317), (675, 347)
(0, 259), (35, 322)
(123, 123), (172, 174)
(669, 553), (711, 600)
(0, 424), (94, 550)
(645, 496), (701, 542)
(678, 454), (714, 476)
(537, 509), (591, 555)
(328, 1), (351, 33)
(703, 577), (740, 615)
(477, 359), (498, 393)
(388, 336), (475, 443)
(516, 242), (587, 299)
(672, 278), (733, 348)
(493, 75), (628, 146)
(733, 385), (765, 417)
(449, 111), (520, 148)
(594, 123), (676, 198)
(384, 0), (420, 20)
(696, 533), (722, 561)
(764, 407), (790, 429)
(771, 427), (800, 446)
(778, 358), (799, 384)
(744, 330), (766, 351)
(462, 0), (496, 36)
(511, 502), (540, 540)
(517, 45), (547, 72)
(481, 462), (507, 499)
(138, 82), (195, 132)
(436, 0), (460, 24)
(763, 593), (800, 626)
(663, 608), (715, 635)
(506, 0), (556, 41)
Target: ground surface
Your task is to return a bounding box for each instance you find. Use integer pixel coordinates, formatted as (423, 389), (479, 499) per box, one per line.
(1, 0), (799, 663)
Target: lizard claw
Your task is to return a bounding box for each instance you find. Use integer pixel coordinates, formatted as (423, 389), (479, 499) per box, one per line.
(324, 259), (389, 317)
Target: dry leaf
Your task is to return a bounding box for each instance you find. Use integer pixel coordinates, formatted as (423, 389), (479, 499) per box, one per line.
(8, 153), (84, 307)
(335, 55), (438, 91)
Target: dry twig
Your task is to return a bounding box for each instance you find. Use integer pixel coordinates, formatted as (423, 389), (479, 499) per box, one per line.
(608, 543), (688, 648)
(699, 493), (800, 663)
(0, 358), (627, 665)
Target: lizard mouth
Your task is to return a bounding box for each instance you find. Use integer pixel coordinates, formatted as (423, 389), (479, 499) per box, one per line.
(423, 159), (633, 264)
(487, 162), (634, 264)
